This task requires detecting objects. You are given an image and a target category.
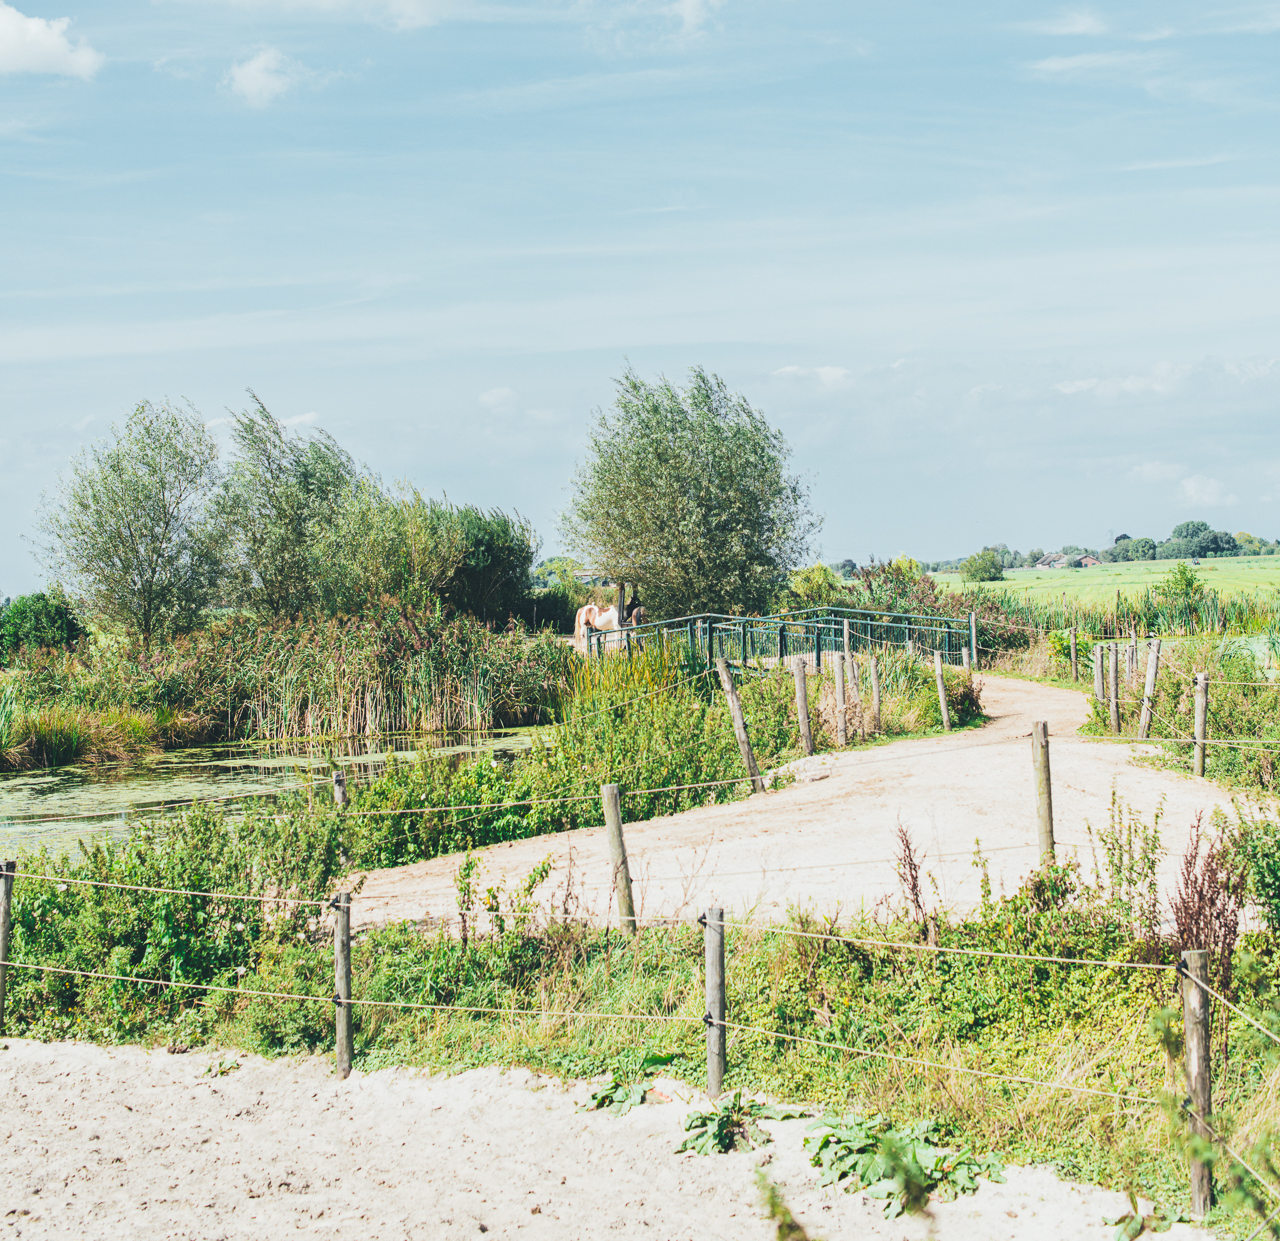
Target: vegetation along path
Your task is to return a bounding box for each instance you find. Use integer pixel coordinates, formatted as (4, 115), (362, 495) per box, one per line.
(353, 676), (1247, 931)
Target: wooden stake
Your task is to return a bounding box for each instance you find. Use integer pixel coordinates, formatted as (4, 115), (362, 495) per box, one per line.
(332, 769), (348, 809)
(870, 656), (882, 733)
(793, 654), (815, 756)
(961, 644), (971, 672)
(1093, 643), (1105, 705)
(1194, 673), (1209, 777)
(716, 660), (765, 793)
(1138, 639), (1161, 739)
(1069, 628), (1078, 683)
(704, 907), (726, 1099)
(0, 861), (14, 1036)
(1108, 642), (1121, 734)
(601, 783), (637, 933)
(834, 650), (848, 746)
(1181, 948), (1213, 1218)
(1032, 722), (1054, 863)
(934, 651), (951, 731)
(843, 619), (851, 665)
(969, 612), (978, 669)
(333, 891), (353, 1079)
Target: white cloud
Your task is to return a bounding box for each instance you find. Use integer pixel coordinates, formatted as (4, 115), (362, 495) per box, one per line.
(1028, 50), (1167, 78)
(1129, 460), (1186, 482)
(1019, 10), (1108, 35)
(1122, 154), (1233, 172)
(281, 411), (318, 426)
(771, 365), (850, 389)
(224, 48), (306, 108)
(1055, 377), (1097, 394)
(479, 386), (516, 407)
(666, 0), (724, 35)
(0, 2), (103, 78)
(1180, 474), (1237, 506)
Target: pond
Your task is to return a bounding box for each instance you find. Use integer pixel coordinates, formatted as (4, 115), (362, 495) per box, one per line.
(0, 729), (542, 859)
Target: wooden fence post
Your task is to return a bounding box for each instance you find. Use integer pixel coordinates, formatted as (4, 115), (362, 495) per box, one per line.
(1129, 627), (1138, 683)
(704, 907), (726, 1098)
(1108, 643), (1121, 734)
(0, 861), (14, 1037)
(1138, 639), (1161, 739)
(1181, 948), (1213, 1217)
(834, 650), (848, 746)
(333, 891), (353, 1079)
(1070, 628), (1078, 683)
(969, 612), (978, 670)
(869, 655), (882, 733)
(1093, 643), (1105, 705)
(843, 619), (851, 666)
(715, 659), (765, 794)
(601, 783), (637, 933)
(1032, 722), (1054, 863)
(934, 651), (952, 731)
(1194, 673), (1209, 777)
(332, 769), (348, 809)
(793, 655), (815, 756)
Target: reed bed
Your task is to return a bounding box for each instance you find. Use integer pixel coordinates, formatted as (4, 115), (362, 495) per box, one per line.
(1, 600), (572, 770)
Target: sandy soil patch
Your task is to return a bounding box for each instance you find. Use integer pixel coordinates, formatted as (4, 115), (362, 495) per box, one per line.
(351, 676), (1254, 932)
(0, 1039), (1204, 1240)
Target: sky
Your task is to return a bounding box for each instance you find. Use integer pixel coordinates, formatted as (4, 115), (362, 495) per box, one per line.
(4, 1), (1280, 593)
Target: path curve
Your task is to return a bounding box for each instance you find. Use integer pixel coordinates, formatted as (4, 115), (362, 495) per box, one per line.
(351, 676), (1255, 932)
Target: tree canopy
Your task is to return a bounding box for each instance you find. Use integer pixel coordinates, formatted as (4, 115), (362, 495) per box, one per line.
(562, 367), (819, 617)
(37, 401), (222, 649)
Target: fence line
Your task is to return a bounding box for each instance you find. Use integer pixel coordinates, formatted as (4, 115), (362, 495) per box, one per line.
(717, 917), (1174, 972)
(1181, 969), (1280, 1051)
(718, 1018), (1158, 1104)
(8, 870), (330, 906)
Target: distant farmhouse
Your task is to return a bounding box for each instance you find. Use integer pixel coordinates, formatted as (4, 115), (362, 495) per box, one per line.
(1034, 553), (1101, 570)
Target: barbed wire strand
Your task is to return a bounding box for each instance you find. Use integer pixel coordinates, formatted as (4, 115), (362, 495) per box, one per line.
(7, 870), (330, 907)
(719, 1018), (1158, 1104)
(1181, 971), (1280, 1052)
(716, 917), (1174, 972)
(6, 960), (699, 1024)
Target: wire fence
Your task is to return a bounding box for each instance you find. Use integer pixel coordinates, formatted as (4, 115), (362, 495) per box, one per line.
(2, 860), (1276, 1224)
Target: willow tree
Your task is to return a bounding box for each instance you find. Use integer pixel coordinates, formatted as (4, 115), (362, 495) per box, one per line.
(563, 367), (818, 618)
(36, 401), (222, 649)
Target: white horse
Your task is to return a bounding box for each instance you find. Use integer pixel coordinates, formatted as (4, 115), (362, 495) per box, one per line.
(573, 603), (621, 653)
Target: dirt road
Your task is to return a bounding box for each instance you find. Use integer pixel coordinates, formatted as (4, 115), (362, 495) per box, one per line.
(351, 675), (1254, 932)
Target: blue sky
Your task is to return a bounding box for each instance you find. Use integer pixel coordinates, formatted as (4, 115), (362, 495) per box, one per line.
(4, 1), (1280, 593)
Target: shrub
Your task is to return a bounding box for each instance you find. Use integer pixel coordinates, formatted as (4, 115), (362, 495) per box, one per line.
(0, 591), (84, 665)
(958, 550), (1004, 583)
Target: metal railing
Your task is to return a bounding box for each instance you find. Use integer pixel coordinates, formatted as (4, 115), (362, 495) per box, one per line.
(587, 606), (974, 668)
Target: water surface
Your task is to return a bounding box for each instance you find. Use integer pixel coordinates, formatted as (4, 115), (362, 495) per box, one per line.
(0, 729), (540, 858)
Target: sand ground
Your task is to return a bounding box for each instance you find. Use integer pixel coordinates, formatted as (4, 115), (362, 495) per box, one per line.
(0, 1039), (1205, 1241)
(351, 675), (1254, 933)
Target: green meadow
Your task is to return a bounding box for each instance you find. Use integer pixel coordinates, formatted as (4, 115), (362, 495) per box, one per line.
(935, 555), (1280, 603)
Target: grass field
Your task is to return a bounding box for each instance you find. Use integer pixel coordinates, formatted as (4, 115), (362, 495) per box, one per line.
(936, 555), (1280, 603)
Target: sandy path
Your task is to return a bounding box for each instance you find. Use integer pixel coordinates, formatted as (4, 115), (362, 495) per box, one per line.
(352, 676), (1254, 932)
(0, 1040), (1203, 1240)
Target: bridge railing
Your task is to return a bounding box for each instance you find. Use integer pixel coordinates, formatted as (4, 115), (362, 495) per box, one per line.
(587, 607), (974, 668)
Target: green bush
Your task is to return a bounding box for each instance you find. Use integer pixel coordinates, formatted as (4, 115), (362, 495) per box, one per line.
(0, 591), (84, 665)
(958, 550), (1005, 583)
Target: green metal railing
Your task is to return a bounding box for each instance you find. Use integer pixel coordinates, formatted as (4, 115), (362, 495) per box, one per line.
(587, 606), (974, 667)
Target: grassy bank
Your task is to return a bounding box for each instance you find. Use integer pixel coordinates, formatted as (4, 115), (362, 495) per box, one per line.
(317, 644), (983, 871)
(8, 799), (1280, 1236)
